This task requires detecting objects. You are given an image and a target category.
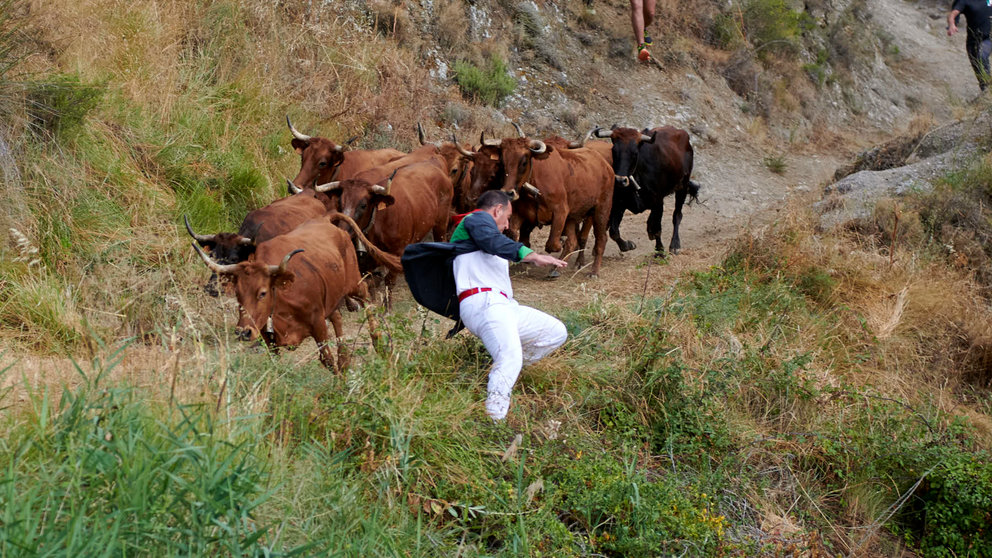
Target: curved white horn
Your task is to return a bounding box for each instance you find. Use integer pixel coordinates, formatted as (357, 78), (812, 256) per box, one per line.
(522, 182), (541, 196)
(641, 134), (653, 142)
(286, 179), (303, 195)
(184, 215), (216, 243)
(191, 242), (240, 274)
(286, 115), (311, 142)
(512, 122), (525, 138)
(371, 184), (388, 195)
(314, 181), (342, 193)
(453, 133), (475, 157)
(267, 248), (304, 276)
(528, 139), (546, 154)
(593, 127), (612, 139)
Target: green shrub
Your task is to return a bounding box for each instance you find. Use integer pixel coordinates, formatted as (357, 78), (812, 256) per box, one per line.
(452, 55), (516, 107)
(915, 449), (992, 557)
(553, 450), (725, 555)
(25, 74), (105, 140)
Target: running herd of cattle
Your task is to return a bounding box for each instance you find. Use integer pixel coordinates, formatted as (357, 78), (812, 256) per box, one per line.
(186, 117), (701, 370)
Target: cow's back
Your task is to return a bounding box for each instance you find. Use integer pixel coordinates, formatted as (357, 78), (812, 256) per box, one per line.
(335, 148), (406, 181)
(241, 192), (327, 243)
(584, 140), (613, 167)
(256, 219), (362, 311)
(544, 139), (612, 215)
(374, 161), (453, 251)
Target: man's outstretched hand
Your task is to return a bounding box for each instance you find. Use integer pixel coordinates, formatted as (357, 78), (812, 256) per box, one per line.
(523, 252), (568, 268)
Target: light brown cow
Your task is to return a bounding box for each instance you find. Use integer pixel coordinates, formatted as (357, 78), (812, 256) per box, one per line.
(287, 116), (405, 189)
(316, 155), (454, 307)
(191, 213), (401, 372)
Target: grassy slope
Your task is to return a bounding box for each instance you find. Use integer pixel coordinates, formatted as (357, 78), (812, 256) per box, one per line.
(0, 0), (990, 556)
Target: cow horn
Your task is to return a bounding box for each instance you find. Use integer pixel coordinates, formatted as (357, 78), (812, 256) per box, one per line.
(528, 139), (546, 154)
(286, 115), (311, 142)
(522, 182), (541, 196)
(286, 179), (303, 195)
(512, 121), (525, 138)
(371, 184), (388, 195)
(334, 143), (347, 153)
(314, 180), (342, 193)
(417, 122), (426, 145)
(384, 168), (397, 195)
(593, 126), (613, 139)
(453, 133), (475, 157)
(482, 138), (501, 147)
(184, 215), (216, 243)
(641, 134), (653, 142)
(267, 248), (304, 276)
(191, 242), (240, 275)
(506, 189), (519, 202)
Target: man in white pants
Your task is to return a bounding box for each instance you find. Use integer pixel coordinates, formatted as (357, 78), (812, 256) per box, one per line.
(450, 190), (569, 420)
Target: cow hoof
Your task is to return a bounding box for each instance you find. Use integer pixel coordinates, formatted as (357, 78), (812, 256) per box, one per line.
(547, 268), (561, 279)
(588, 272), (599, 279)
(621, 240), (636, 252)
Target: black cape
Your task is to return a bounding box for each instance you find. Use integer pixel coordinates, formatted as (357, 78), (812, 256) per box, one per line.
(401, 242), (476, 337)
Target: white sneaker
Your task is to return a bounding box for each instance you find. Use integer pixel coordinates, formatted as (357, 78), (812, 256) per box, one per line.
(486, 391), (511, 420)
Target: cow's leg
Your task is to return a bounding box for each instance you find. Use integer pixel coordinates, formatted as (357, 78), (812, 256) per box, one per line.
(670, 188), (688, 254)
(647, 198), (665, 253)
(508, 214), (523, 243)
(544, 209), (567, 254)
(608, 191), (635, 252)
(330, 309), (348, 372)
(575, 214), (594, 269)
(550, 219), (580, 279)
(313, 316), (338, 372)
(589, 201), (611, 277)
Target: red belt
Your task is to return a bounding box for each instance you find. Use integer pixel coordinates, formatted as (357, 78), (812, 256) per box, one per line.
(458, 287), (508, 302)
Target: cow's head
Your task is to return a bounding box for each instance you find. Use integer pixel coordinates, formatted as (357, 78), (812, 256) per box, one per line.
(192, 242), (302, 343)
(452, 133), (508, 207)
(315, 172), (396, 234)
(495, 136), (550, 197)
(287, 115), (347, 190)
(596, 126), (653, 189)
(185, 215), (257, 297)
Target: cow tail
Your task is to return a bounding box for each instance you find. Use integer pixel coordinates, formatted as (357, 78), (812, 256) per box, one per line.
(687, 180), (701, 206)
(327, 213), (404, 272)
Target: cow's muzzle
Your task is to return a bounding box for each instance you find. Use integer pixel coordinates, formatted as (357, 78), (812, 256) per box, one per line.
(236, 326), (257, 342)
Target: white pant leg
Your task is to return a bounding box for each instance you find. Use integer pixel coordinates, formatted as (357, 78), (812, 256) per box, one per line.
(516, 304), (567, 366)
(460, 293), (521, 419)
(459, 293), (567, 420)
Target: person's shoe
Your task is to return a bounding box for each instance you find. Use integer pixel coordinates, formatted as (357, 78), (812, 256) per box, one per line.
(637, 44), (651, 62)
(643, 35), (653, 46)
(486, 391), (511, 421)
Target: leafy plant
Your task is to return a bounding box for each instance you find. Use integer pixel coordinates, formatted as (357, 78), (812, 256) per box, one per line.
(452, 55), (516, 107)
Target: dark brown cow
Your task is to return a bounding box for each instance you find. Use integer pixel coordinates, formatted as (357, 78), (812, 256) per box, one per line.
(594, 125), (700, 254)
(458, 128), (614, 276)
(185, 188), (329, 296)
(191, 213), (401, 372)
(315, 156), (454, 306)
(287, 116), (405, 189)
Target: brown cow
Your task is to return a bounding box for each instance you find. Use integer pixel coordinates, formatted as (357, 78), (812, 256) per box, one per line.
(191, 213), (401, 372)
(185, 188), (329, 296)
(593, 125), (700, 254)
(287, 115), (405, 189)
(315, 156), (454, 307)
(458, 128), (614, 276)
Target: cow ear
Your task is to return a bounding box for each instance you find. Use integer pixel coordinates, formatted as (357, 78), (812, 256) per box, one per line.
(273, 271), (295, 290)
(376, 195), (396, 210)
(532, 145), (553, 160)
(291, 138), (309, 154)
